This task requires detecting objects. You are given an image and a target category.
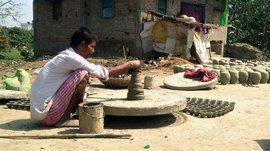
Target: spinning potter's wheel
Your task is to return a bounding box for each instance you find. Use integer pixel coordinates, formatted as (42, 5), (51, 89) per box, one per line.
(87, 72), (186, 116)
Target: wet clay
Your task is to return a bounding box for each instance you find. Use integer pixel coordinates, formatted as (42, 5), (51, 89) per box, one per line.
(127, 72), (145, 100)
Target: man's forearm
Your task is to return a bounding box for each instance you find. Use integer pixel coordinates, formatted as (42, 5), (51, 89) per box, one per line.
(107, 62), (133, 77)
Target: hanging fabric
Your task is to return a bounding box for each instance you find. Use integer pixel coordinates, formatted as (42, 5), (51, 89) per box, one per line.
(220, 0), (229, 26)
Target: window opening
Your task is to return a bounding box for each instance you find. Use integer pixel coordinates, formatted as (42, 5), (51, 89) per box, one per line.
(158, 0), (167, 15)
(102, 0), (114, 18)
(52, 0), (62, 20)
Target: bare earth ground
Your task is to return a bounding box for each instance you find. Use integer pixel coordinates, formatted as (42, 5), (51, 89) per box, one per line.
(0, 57), (270, 151)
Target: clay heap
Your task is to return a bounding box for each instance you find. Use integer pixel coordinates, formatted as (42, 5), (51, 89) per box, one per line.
(127, 72), (145, 100)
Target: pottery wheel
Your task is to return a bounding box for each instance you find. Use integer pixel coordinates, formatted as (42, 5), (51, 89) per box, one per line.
(86, 90), (187, 116)
(164, 72), (218, 90)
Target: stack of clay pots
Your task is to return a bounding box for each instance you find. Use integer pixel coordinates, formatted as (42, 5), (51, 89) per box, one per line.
(173, 59), (270, 85)
(183, 97), (235, 118)
(5, 99), (30, 111)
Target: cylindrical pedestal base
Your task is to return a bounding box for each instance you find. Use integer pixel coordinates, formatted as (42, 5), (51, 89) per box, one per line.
(79, 102), (104, 134)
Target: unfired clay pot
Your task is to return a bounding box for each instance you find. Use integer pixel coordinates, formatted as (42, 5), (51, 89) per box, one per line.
(220, 71), (230, 85)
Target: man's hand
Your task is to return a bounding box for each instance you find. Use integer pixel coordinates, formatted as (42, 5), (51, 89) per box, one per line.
(128, 60), (141, 71)
(108, 60), (142, 77)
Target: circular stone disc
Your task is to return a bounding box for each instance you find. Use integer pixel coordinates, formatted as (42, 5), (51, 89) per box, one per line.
(0, 89), (28, 100)
(164, 72), (218, 90)
(86, 90), (186, 116)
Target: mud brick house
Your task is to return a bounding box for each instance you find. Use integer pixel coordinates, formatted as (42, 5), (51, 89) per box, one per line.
(33, 0), (228, 58)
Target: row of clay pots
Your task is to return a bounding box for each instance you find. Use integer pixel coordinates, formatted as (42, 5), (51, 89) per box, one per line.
(173, 62), (270, 85)
(212, 60), (270, 85)
(6, 100), (30, 111)
(183, 97), (235, 118)
(212, 59), (270, 67)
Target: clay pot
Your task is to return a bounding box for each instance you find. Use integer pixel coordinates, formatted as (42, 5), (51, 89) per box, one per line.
(229, 62), (238, 66)
(219, 59), (229, 65)
(247, 63), (254, 67)
(212, 59), (219, 65)
(267, 70), (270, 83)
(173, 65), (185, 73)
(213, 65), (220, 69)
(144, 76), (155, 89)
(6, 103), (12, 108)
(249, 71), (261, 85)
(184, 65), (195, 71)
(79, 102), (104, 134)
(238, 70), (248, 84)
(224, 65), (230, 69)
(229, 70), (239, 84)
(220, 71), (230, 85)
(203, 64), (213, 68)
(219, 65), (227, 71)
(194, 64), (203, 68)
(256, 69), (269, 84)
(235, 60), (243, 64)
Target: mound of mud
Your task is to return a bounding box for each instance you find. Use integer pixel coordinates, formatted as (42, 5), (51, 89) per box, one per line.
(224, 43), (264, 60)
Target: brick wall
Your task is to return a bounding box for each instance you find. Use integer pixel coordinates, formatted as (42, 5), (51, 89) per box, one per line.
(33, 0), (227, 58)
(33, 0), (82, 57)
(34, 0), (143, 58)
(85, 0), (140, 58)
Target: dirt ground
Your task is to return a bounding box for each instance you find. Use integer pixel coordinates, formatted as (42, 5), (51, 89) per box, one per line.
(0, 57), (270, 151)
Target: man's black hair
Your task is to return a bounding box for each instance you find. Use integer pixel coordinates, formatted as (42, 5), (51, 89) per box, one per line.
(70, 27), (98, 47)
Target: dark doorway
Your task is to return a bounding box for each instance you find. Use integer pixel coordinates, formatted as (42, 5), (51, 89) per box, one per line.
(181, 2), (206, 23)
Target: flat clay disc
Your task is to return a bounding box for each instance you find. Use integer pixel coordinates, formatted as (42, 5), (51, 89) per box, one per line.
(163, 72), (218, 90)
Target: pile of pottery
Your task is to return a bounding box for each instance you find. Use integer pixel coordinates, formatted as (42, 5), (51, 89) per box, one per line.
(5, 99), (30, 111)
(183, 97), (235, 118)
(173, 59), (270, 85)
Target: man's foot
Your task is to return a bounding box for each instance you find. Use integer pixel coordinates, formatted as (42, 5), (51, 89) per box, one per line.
(55, 119), (79, 128)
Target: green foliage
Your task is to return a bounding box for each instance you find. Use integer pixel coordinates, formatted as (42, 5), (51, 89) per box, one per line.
(0, 48), (24, 60)
(7, 27), (34, 60)
(0, 27), (11, 50)
(228, 0), (270, 52)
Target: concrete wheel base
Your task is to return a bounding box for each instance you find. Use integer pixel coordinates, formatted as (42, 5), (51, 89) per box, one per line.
(86, 90), (187, 116)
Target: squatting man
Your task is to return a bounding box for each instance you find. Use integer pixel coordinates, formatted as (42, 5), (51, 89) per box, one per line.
(30, 27), (141, 126)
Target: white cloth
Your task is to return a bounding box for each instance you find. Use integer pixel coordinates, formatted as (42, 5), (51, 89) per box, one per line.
(30, 47), (109, 121)
(140, 22), (155, 54)
(153, 38), (176, 54)
(185, 28), (195, 59)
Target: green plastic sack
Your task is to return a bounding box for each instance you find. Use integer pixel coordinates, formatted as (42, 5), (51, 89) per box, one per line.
(2, 69), (32, 91)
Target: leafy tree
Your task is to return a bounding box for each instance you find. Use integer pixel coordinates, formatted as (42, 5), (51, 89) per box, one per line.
(0, 26), (10, 50)
(0, 0), (21, 23)
(7, 27), (34, 60)
(228, 0), (270, 52)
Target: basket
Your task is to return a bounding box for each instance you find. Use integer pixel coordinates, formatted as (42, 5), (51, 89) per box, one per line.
(101, 75), (131, 89)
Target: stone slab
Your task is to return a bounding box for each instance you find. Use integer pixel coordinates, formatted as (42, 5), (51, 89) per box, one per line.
(0, 89), (29, 100)
(86, 90), (186, 116)
(163, 72), (218, 90)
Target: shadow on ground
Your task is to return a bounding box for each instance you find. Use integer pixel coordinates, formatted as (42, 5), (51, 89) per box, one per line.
(255, 139), (270, 151)
(58, 112), (187, 134)
(0, 119), (50, 131)
(104, 112), (187, 129)
(159, 85), (215, 91)
(0, 111), (187, 132)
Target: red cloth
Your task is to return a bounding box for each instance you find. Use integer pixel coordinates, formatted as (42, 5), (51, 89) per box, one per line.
(184, 69), (217, 82)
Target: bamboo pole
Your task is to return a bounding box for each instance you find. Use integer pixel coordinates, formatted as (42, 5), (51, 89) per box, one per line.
(0, 133), (131, 139)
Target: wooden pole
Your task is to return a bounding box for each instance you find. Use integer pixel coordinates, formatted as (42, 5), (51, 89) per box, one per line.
(0, 133), (131, 139)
